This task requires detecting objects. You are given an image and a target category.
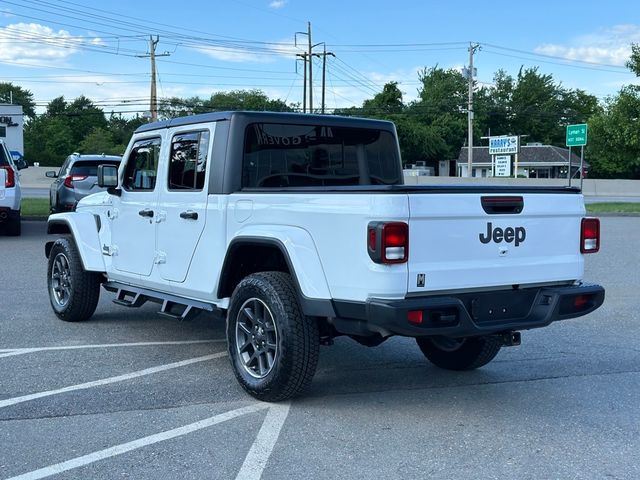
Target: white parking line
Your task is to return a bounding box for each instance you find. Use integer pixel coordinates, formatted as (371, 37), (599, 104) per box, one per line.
(3, 403), (269, 480)
(0, 352), (227, 409)
(0, 339), (225, 359)
(236, 402), (291, 480)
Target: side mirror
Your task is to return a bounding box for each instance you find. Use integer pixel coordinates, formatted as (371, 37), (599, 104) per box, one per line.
(45, 171), (58, 178)
(15, 158), (28, 170)
(98, 164), (120, 196)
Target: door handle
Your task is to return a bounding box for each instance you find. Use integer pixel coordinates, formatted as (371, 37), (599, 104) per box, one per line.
(138, 208), (154, 218)
(179, 210), (198, 220)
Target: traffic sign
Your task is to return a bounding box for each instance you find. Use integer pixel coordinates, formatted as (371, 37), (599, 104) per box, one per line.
(566, 124), (588, 147)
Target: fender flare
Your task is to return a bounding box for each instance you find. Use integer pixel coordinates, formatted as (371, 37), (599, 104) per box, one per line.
(46, 212), (105, 272)
(219, 226), (334, 317)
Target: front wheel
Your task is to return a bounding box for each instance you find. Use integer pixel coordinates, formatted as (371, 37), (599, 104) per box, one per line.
(226, 272), (319, 401)
(416, 335), (502, 371)
(47, 237), (101, 322)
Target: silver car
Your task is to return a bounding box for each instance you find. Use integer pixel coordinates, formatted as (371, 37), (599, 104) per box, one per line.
(47, 153), (121, 213)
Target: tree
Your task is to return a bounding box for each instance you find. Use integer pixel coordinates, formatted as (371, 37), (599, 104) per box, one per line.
(159, 96), (206, 119)
(627, 43), (640, 77)
(205, 89), (292, 112)
(0, 82), (36, 119)
(362, 81), (404, 115)
(65, 95), (107, 145)
(408, 67), (468, 159)
(474, 69), (514, 138)
(586, 86), (640, 178)
(106, 113), (146, 151)
(79, 127), (122, 155)
(509, 67), (561, 143)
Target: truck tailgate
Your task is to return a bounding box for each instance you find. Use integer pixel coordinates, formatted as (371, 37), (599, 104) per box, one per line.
(407, 193), (585, 293)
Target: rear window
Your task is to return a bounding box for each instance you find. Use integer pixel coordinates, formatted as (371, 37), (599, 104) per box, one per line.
(70, 160), (120, 177)
(242, 123), (401, 188)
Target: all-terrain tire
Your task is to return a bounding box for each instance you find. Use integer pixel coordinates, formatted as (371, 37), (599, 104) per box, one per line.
(416, 335), (502, 371)
(47, 236), (101, 322)
(226, 272), (319, 402)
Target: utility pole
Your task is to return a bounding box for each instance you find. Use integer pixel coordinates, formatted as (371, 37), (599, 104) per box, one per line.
(307, 22), (313, 113)
(296, 53), (308, 113)
(137, 36), (170, 121)
(467, 42), (480, 177)
(313, 46), (335, 114)
(295, 23), (324, 114)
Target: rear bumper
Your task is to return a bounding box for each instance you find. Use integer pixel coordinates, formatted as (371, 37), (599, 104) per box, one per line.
(331, 283), (605, 338)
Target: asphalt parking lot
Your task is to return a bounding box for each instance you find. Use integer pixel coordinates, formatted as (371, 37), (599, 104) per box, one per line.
(1, 219), (639, 480)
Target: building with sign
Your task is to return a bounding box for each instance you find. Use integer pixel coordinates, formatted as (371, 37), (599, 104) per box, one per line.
(0, 104), (24, 162)
(456, 144), (584, 178)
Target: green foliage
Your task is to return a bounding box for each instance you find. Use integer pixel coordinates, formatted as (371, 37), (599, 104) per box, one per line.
(586, 86), (640, 178)
(586, 202), (640, 214)
(627, 43), (640, 77)
(362, 82), (404, 115)
(79, 128), (123, 155)
(206, 89), (292, 112)
(0, 82), (36, 119)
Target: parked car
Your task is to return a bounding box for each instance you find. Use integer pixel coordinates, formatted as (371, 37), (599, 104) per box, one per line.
(0, 139), (27, 236)
(46, 153), (121, 213)
(44, 112), (604, 401)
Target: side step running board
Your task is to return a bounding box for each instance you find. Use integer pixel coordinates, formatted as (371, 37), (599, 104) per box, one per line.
(103, 281), (216, 321)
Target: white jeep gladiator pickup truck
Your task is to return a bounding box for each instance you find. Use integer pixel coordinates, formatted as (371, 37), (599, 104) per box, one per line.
(45, 112), (605, 401)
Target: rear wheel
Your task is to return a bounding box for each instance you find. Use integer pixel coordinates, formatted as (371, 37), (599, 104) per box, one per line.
(47, 237), (101, 322)
(416, 335), (502, 371)
(226, 272), (319, 401)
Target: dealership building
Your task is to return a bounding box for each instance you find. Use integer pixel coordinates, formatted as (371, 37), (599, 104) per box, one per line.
(0, 104), (24, 162)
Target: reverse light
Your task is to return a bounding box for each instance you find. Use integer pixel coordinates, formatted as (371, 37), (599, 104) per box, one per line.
(367, 221), (409, 264)
(63, 174), (88, 189)
(0, 166), (15, 188)
(580, 217), (600, 254)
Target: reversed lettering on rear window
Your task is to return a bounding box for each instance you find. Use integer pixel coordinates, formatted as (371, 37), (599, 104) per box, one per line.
(242, 123), (401, 188)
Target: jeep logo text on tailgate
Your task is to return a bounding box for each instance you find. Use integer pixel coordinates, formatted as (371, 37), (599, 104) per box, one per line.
(479, 222), (526, 247)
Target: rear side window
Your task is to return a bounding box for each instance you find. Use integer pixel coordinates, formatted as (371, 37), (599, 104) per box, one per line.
(123, 138), (161, 191)
(168, 130), (210, 190)
(71, 161), (120, 177)
(242, 123), (401, 188)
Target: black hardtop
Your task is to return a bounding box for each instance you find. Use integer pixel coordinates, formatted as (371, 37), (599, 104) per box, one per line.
(135, 111), (396, 134)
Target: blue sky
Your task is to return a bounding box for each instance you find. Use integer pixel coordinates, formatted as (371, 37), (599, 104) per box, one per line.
(1, 0), (639, 115)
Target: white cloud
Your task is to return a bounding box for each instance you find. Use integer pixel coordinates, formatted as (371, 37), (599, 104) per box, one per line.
(0, 8), (14, 18)
(0, 23), (101, 64)
(269, 0), (287, 9)
(193, 39), (300, 63)
(534, 24), (640, 66)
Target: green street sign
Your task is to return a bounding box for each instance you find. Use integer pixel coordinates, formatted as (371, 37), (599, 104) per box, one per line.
(566, 123), (588, 147)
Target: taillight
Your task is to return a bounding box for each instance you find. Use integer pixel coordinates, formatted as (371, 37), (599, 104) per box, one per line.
(1, 166), (15, 188)
(63, 175), (87, 189)
(367, 221), (409, 264)
(580, 217), (600, 254)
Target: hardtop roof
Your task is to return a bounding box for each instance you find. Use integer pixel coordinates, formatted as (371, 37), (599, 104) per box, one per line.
(135, 111), (396, 134)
